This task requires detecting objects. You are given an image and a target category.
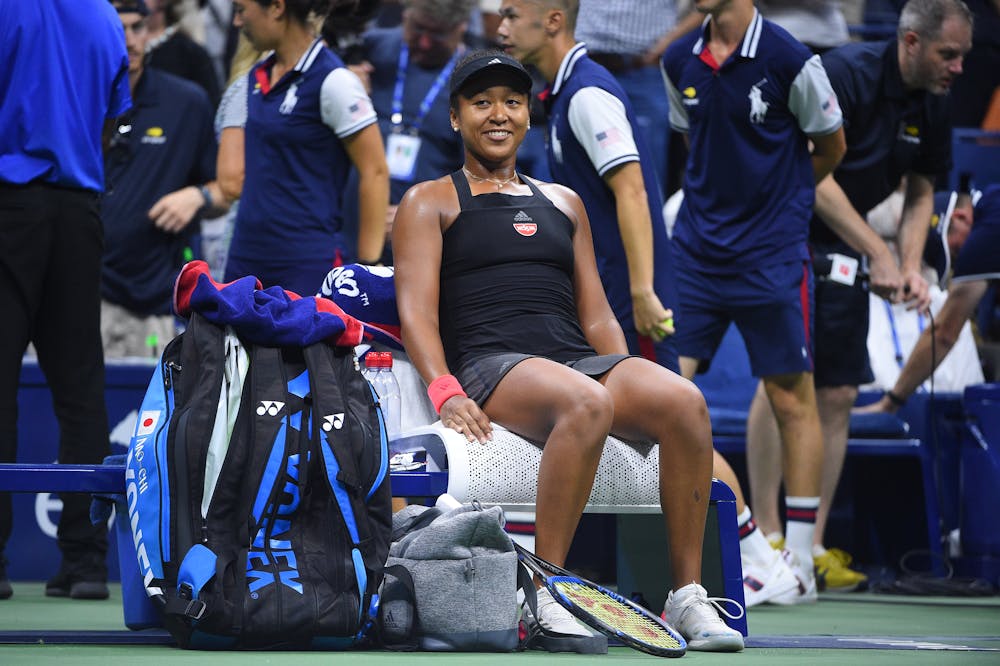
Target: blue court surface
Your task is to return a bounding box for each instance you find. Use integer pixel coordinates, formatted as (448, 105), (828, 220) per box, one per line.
(0, 584), (997, 664)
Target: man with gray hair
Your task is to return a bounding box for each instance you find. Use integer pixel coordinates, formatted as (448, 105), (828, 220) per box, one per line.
(745, 0), (973, 594)
(342, 0), (479, 262)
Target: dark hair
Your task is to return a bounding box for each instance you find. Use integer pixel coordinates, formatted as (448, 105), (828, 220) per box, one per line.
(253, 0), (333, 25)
(447, 48), (533, 108)
(321, 0), (381, 63)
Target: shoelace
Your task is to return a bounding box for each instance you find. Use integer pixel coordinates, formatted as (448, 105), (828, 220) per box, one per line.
(676, 587), (746, 622)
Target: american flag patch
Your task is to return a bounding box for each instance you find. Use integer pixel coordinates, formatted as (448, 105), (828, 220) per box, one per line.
(349, 100), (371, 121)
(596, 127), (623, 148)
(822, 93), (839, 116)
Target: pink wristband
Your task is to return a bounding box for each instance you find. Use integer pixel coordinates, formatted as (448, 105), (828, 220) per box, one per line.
(428, 374), (467, 414)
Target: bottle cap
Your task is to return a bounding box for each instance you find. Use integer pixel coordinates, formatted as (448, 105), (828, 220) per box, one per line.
(382, 351), (393, 368)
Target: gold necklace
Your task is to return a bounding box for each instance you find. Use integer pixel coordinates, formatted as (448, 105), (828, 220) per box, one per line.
(463, 167), (519, 191)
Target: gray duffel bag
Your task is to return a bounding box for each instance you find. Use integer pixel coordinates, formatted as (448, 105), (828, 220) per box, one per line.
(378, 502), (521, 651)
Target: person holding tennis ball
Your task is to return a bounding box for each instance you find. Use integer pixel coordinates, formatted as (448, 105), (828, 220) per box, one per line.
(392, 48), (744, 653)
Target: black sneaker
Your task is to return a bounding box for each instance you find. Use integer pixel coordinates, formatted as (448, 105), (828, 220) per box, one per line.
(45, 564), (109, 600)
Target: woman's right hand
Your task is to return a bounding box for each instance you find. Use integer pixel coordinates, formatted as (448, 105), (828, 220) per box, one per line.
(440, 396), (493, 445)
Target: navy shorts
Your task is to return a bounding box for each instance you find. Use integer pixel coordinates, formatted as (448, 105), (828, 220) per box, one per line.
(812, 242), (872, 388)
(673, 259), (814, 378)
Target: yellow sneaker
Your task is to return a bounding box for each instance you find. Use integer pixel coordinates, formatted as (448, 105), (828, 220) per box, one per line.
(814, 548), (867, 592)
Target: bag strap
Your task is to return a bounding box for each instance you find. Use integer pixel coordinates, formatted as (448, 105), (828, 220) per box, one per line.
(391, 506), (444, 542)
(302, 343), (362, 490)
(516, 562), (539, 650)
(379, 563), (421, 651)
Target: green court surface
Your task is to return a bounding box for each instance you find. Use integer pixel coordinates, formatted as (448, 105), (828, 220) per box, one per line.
(0, 584), (997, 664)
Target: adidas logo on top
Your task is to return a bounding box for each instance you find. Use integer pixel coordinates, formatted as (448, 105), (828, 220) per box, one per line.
(514, 210), (533, 222)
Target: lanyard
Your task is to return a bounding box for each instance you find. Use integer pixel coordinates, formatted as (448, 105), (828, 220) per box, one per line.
(390, 44), (459, 133)
(883, 299), (925, 370)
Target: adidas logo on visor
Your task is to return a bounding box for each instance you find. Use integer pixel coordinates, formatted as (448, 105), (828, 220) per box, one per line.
(488, 58), (502, 64)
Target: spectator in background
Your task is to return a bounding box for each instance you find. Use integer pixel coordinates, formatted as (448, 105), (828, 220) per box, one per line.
(575, 0), (701, 195)
(145, 0), (223, 106)
(223, 0), (389, 296)
(662, 0), (847, 604)
(864, 182), (985, 393)
(863, 184), (1000, 412)
(745, 0), (973, 593)
(201, 0), (238, 85)
(0, 0), (131, 600)
(103, 0), (228, 358)
(755, 0), (851, 53)
(203, 33), (267, 280)
(342, 0), (475, 264)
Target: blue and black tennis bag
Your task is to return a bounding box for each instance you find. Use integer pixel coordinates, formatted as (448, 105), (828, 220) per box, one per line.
(124, 309), (392, 649)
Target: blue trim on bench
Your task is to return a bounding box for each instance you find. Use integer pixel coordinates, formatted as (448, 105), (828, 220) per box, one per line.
(0, 464), (450, 498)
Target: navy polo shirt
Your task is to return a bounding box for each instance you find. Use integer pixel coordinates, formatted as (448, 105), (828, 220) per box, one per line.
(953, 185), (1000, 284)
(812, 40), (952, 245)
(545, 44), (678, 330)
(662, 11), (842, 273)
(230, 40), (376, 266)
(102, 69), (216, 316)
(0, 0), (130, 192)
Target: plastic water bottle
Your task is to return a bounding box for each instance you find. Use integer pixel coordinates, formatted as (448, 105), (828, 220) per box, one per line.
(361, 350), (378, 384)
(372, 351), (402, 441)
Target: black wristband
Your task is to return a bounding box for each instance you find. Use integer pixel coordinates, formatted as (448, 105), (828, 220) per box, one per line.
(886, 390), (906, 407)
(198, 185), (213, 210)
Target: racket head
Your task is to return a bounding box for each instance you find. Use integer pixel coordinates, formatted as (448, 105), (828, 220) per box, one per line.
(547, 575), (686, 658)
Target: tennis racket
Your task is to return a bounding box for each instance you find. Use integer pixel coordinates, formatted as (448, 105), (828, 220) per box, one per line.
(514, 542), (686, 658)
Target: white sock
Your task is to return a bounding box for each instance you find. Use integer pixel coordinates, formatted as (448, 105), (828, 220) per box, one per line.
(785, 496), (819, 571)
(737, 507), (776, 564)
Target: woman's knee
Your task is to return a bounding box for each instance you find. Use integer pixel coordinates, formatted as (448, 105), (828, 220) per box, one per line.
(560, 383), (614, 436)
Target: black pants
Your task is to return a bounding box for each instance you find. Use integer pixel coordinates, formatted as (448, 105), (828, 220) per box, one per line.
(0, 183), (110, 571)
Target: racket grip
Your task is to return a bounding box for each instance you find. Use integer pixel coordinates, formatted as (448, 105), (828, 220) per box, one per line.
(435, 493), (463, 510)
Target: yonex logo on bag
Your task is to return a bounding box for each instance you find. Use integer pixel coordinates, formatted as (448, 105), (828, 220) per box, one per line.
(322, 413), (345, 432)
(257, 400), (285, 416)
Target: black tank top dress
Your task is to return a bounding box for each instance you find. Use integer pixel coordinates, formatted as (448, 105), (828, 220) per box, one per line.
(441, 170), (630, 405)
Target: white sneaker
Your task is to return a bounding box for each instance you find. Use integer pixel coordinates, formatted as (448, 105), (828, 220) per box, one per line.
(522, 587), (607, 654)
(742, 548), (800, 607)
(770, 550), (818, 605)
(662, 583), (744, 652)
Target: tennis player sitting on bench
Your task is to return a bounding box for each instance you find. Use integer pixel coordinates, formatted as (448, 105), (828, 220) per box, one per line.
(392, 49), (744, 654)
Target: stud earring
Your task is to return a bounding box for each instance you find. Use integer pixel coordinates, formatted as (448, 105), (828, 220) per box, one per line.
(452, 125), (459, 132)
(526, 122), (531, 130)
